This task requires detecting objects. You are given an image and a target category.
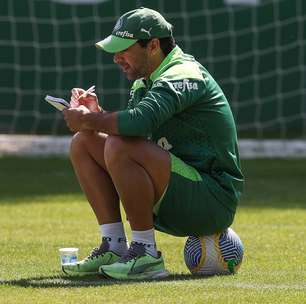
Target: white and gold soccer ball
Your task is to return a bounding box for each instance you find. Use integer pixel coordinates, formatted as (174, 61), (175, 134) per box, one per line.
(184, 228), (244, 275)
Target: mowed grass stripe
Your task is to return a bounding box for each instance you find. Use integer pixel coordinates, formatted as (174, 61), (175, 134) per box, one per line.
(1, 277), (305, 290)
(0, 157), (306, 303)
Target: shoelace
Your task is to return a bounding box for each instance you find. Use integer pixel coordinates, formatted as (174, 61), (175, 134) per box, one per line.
(119, 242), (146, 263)
(86, 237), (110, 260)
(86, 247), (105, 260)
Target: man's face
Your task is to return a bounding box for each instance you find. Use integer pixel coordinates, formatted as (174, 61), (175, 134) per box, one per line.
(113, 43), (151, 80)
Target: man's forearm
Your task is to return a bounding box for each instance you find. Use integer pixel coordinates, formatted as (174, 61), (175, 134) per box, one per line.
(82, 111), (119, 135)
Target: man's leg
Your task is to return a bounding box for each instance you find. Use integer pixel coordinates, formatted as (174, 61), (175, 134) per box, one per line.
(69, 131), (120, 224)
(103, 135), (171, 230)
(62, 131), (126, 275)
(100, 136), (171, 279)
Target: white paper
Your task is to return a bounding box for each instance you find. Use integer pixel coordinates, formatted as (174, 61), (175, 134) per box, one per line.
(45, 95), (70, 111)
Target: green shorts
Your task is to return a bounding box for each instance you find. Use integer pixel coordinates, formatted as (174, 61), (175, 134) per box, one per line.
(153, 153), (235, 237)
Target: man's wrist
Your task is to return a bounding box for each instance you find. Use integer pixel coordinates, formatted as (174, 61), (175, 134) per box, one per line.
(81, 111), (94, 130)
(81, 111), (105, 131)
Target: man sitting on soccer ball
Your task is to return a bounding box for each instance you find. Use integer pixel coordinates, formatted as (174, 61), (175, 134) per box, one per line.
(62, 7), (244, 280)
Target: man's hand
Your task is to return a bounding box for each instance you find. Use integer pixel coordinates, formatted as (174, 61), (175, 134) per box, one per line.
(70, 88), (101, 113)
(63, 105), (91, 132)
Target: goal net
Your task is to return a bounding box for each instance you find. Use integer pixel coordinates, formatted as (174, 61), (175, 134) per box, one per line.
(0, 0), (305, 156)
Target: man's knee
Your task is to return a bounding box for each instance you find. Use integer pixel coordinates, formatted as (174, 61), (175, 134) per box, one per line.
(70, 132), (84, 158)
(70, 131), (106, 159)
(104, 135), (128, 168)
(70, 132), (89, 157)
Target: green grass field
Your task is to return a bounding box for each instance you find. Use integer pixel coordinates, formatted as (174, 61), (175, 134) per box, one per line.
(0, 157), (305, 303)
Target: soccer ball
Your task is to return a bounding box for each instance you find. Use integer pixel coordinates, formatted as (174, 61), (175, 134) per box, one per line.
(184, 228), (244, 275)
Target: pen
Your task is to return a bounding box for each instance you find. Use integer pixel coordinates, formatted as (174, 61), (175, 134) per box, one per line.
(78, 85), (95, 100)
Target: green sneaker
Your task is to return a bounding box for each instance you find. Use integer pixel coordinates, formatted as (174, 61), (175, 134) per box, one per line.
(62, 238), (120, 276)
(99, 242), (169, 280)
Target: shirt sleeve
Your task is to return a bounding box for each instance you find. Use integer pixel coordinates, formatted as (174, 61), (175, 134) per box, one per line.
(117, 80), (202, 137)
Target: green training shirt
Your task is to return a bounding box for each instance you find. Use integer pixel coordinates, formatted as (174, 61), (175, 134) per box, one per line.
(117, 46), (244, 210)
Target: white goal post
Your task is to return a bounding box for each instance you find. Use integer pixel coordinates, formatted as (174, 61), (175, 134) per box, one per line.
(1, 135), (306, 158)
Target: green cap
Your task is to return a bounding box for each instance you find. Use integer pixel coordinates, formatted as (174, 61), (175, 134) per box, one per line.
(95, 7), (173, 53)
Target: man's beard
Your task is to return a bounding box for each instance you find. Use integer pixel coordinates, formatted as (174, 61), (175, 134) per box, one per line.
(125, 58), (149, 80)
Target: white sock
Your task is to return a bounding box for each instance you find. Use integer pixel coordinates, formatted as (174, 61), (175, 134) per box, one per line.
(132, 228), (158, 257)
(100, 222), (128, 255)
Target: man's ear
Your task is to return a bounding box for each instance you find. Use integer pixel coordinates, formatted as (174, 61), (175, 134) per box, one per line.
(149, 38), (161, 55)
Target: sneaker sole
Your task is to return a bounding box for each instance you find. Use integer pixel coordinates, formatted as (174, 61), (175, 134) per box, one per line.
(99, 268), (170, 280)
(146, 269), (170, 279)
(62, 266), (99, 276)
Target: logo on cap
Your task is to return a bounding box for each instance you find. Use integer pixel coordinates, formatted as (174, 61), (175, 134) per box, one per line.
(140, 27), (152, 38)
(115, 30), (134, 38)
(113, 17), (123, 31)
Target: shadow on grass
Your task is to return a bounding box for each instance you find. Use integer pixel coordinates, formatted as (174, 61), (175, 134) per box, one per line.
(0, 157), (81, 204)
(1, 157), (306, 209)
(0, 273), (213, 288)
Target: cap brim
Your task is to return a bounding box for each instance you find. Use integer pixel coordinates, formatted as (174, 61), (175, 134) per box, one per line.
(95, 35), (137, 53)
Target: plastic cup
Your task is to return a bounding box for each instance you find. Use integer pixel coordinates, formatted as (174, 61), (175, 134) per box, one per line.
(59, 248), (79, 265)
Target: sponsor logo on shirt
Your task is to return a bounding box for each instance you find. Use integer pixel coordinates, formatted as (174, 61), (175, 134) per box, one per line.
(152, 82), (163, 88)
(172, 79), (198, 92)
(115, 30), (134, 38)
